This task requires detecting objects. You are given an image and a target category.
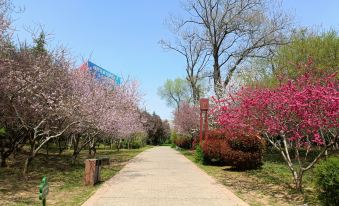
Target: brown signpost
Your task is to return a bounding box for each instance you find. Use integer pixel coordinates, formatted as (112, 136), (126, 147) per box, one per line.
(199, 98), (209, 143)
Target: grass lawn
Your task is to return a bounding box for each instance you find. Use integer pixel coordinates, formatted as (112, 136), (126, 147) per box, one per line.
(0, 146), (151, 206)
(180, 149), (321, 206)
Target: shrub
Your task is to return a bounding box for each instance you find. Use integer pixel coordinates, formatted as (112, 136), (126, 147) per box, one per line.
(164, 138), (171, 144)
(202, 138), (226, 165)
(129, 139), (144, 149)
(201, 130), (265, 169)
(171, 130), (193, 149)
(170, 131), (177, 145)
(225, 134), (265, 170)
(173, 134), (192, 149)
(201, 130), (229, 165)
(314, 156), (339, 206)
(191, 137), (199, 150)
(0, 128), (5, 136)
(123, 132), (147, 149)
(194, 144), (205, 164)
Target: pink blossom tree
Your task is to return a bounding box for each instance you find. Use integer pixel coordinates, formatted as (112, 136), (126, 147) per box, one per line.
(0, 29), (145, 172)
(1, 45), (79, 175)
(213, 66), (338, 190)
(173, 101), (200, 137)
(69, 69), (144, 161)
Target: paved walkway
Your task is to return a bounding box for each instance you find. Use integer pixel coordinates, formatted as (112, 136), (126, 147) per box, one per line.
(82, 146), (248, 206)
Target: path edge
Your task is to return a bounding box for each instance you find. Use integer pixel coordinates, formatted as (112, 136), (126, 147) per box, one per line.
(174, 147), (249, 206)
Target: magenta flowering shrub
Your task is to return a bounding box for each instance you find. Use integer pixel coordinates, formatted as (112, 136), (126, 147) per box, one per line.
(201, 130), (265, 169)
(212, 64), (338, 189)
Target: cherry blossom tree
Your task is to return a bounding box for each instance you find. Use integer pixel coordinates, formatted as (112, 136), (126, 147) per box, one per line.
(69, 68), (144, 161)
(213, 64), (338, 190)
(173, 102), (200, 137)
(0, 44), (80, 175)
(0, 9), (145, 172)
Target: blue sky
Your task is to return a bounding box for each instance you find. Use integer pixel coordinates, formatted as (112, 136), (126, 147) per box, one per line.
(12, 0), (339, 120)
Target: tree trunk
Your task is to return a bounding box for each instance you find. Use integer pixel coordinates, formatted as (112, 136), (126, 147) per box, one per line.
(293, 171), (303, 191)
(71, 148), (80, 165)
(46, 140), (49, 156)
(213, 52), (223, 98)
(117, 139), (121, 151)
(71, 135), (80, 164)
(23, 155), (33, 176)
(189, 80), (200, 105)
(71, 151), (79, 165)
(23, 139), (36, 176)
(88, 137), (97, 157)
(58, 137), (66, 155)
(0, 153), (7, 167)
(92, 147), (96, 156)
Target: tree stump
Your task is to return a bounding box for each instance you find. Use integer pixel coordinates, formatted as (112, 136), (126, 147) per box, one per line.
(84, 159), (101, 186)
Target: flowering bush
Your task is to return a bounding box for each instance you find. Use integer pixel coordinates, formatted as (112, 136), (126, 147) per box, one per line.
(172, 102), (199, 149)
(225, 134), (265, 170)
(212, 63), (338, 189)
(173, 102), (199, 137)
(201, 130), (265, 169)
(201, 130), (227, 164)
(202, 138), (225, 164)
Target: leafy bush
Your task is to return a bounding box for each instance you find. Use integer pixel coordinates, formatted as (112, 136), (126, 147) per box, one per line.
(194, 144), (205, 164)
(0, 128), (5, 136)
(164, 138), (171, 144)
(202, 136), (227, 165)
(170, 131), (177, 144)
(314, 156), (339, 206)
(225, 134), (265, 170)
(120, 132), (147, 149)
(129, 139), (144, 149)
(201, 130), (265, 169)
(173, 134), (192, 149)
(132, 132), (148, 149)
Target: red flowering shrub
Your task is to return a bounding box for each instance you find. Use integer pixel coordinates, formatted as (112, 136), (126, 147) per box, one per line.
(201, 130), (265, 169)
(202, 138), (226, 164)
(212, 64), (339, 189)
(201, 130), (227, 164)
(225, 135), (265, 170)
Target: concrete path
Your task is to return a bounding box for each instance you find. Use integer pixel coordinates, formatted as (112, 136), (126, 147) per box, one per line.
(82, 146), (248, 206)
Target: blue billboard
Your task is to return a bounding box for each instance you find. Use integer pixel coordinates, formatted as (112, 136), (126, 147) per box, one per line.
(87, 61), (121, 85)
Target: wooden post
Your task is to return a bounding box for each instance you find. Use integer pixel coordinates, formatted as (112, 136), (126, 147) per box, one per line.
(199, 111), (203, 143)
(199, 98), (209, 144)
(204, 111), (208, 140)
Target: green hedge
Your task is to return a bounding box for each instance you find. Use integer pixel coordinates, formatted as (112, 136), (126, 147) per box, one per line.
(314, 156), (339, 206)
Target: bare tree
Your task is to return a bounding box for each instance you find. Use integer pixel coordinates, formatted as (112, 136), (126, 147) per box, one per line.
(0, 0), (11, 35)
(160, 31), (210, 104)
(179, 0), (291, 98)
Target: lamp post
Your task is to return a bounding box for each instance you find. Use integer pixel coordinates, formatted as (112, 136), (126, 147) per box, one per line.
(199, 98), (209, 144)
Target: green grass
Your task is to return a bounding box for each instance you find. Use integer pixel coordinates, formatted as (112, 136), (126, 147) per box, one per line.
(0, 146), (151, 206)
(180, 149), (320, 206)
